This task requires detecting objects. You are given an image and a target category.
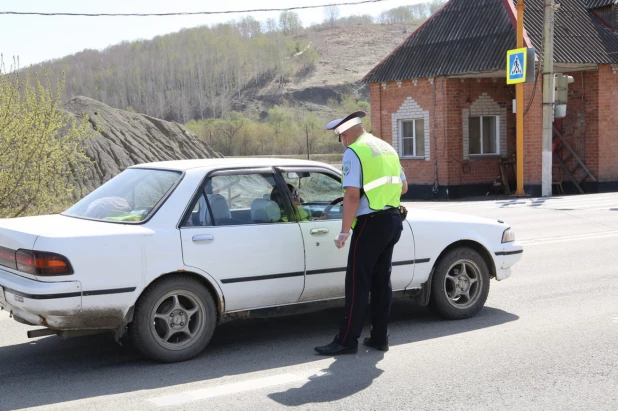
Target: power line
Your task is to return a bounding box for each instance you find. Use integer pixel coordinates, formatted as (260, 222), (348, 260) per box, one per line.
(0, 0), (388, 17)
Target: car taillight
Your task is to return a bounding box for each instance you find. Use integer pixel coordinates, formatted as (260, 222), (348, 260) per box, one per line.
(0, 246), (17, 270)
(15, 250), (74, 276)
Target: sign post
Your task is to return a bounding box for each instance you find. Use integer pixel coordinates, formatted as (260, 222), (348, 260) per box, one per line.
(506, 0), (531, 196)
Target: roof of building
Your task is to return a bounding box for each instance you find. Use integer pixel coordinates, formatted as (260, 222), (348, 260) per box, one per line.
(586, 0), (617, 9)
(363, 0), (618, 83)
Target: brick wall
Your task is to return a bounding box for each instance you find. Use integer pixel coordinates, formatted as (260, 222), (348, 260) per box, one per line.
(523, 77), (543, 186)
(371, 76), (533, 189)
(390, 97), (431, 161)
(367, 71), (618, 194)
(462, 93), (508, 160)
(556, 65), (618, 185)
(597, 64), (618, 181)
(555, 70), (599, 181)
(371, 78), (439, 186)
(583, 70), (600, 180)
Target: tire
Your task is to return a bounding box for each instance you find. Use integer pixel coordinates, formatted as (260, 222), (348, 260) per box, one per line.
(429, 247), (490, 320)
(129, 275), (217, 363)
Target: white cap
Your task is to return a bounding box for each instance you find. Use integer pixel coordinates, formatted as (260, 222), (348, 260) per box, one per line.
(334, 117), (363, 135)
(325, 110), (366, 135)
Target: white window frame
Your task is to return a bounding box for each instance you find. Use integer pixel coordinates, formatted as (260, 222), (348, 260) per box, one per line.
(469, 115), (500, 156)
(399, 118), (425, 159)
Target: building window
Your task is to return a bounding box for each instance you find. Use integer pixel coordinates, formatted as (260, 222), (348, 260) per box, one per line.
(400, 119), (425, 157)
(469, 116), (499, 155)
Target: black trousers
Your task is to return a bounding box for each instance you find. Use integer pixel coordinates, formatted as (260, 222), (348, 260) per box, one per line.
(336, 209), (403, 348)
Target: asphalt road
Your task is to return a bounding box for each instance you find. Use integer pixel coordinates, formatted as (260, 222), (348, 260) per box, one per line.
(1, 193), (617, 411)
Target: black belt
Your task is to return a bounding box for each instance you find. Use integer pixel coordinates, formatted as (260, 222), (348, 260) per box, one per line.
(357, 207), (400, 219)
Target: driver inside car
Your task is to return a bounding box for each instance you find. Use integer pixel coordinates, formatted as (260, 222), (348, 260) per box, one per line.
(270, 183), (311, 222)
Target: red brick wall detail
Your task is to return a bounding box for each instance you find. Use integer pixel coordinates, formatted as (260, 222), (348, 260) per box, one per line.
(370, 77), (545, 187)
(596, 65), (618, 181)
(370, 66), (617, 190)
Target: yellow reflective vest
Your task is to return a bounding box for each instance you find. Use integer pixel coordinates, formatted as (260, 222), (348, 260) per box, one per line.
(345, 133), (403, 224)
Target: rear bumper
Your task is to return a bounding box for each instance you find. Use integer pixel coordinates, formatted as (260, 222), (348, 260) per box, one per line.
(493, 241), (524, 281)
(0, 267), (82, 328)
(0, 268), (139, 330)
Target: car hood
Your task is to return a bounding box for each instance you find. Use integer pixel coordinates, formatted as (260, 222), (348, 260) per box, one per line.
(408, 208), (506, 227)
(0, 214), (153, 251)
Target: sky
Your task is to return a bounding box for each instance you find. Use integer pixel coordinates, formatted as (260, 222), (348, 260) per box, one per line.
(0, 0), (425, 69)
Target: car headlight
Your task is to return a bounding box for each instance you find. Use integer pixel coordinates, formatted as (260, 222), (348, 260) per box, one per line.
(502, 227), (515, 243)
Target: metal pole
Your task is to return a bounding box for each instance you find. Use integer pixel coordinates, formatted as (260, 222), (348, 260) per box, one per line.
(541, 0), (557, 196)
(306, 124), (310, 160)
(515, 0), (526, 196)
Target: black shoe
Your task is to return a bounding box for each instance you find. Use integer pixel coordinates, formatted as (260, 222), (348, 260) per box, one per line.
(314, 341), (358, 356)
(363, 337), (389, 352)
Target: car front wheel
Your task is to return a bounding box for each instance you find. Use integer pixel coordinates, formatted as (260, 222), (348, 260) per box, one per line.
(130, 275), (217, 363)
(429, 247), (490, 320)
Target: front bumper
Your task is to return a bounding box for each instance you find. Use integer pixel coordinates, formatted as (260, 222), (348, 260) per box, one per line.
(493, 241), (524, 281)
(0, 268), (82, 328)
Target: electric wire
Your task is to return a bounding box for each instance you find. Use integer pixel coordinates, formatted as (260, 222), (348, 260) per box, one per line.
(0, 0), (388, 17)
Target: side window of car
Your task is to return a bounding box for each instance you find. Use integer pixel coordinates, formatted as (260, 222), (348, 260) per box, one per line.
(183, 190), (213, 227)
(183, 172), (290, 227)
(283, 170), (343, 220)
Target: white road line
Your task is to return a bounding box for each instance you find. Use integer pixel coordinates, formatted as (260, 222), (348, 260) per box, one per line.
(612, 317), (618, 324)
(405, 196), (618, 211)
(148, 370), (326, 407)
(519, 231), (618, 246)
(414, 202), (618, 211)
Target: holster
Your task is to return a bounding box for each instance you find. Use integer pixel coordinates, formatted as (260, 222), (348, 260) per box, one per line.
(399, 205), (408, 220)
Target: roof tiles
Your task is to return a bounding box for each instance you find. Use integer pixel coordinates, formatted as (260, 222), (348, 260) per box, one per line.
(364, 0), (618, 83)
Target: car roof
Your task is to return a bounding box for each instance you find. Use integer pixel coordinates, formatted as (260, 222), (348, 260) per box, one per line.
(129, 157), (341, 172)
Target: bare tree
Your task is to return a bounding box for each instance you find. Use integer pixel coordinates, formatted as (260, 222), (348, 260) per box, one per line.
(428, 0), (446, 14)
(279, 11), (303, 35)
(324, 6), (340, 27)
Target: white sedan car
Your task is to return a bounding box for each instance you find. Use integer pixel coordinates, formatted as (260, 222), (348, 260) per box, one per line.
(0, 158), (523, 362)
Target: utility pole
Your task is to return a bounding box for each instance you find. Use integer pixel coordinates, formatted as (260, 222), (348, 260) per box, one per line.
(305, 124), (310, 160)
(515, 0), (526, 196)
(541, 0), (558, 196)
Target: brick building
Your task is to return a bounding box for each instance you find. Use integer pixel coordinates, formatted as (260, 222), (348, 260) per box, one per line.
(363, 0), (618, 199)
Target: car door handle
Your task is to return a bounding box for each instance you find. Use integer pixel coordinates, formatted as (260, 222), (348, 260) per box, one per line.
(310, 228), (329, 235)
(192, 234), (214, 243)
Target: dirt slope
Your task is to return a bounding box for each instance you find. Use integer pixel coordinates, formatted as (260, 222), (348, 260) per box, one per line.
(236, 23), (416, 117)
(63, 96), (222, 195)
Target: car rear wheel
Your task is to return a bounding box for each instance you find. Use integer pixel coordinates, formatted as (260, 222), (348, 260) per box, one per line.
(130, 275), (217, 363)
(429, 247), (490, 319)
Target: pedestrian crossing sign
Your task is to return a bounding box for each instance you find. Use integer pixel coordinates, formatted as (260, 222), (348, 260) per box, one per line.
(506, 48), (527, 85)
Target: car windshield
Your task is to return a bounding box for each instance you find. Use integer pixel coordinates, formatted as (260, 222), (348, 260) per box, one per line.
(63, 168), (182, 223)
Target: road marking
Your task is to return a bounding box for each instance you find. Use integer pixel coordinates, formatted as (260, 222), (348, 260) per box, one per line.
(612, 317), (618, 324)
(404, 195), (618, 211)
(148, 369), (327, 407)
(519, 231), (618, 246)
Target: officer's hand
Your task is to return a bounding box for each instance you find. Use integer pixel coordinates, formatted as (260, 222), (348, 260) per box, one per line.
(334, 232), (350, 249)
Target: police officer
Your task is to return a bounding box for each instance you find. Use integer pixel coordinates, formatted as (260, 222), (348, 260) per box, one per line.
(315, 110), (408, 356)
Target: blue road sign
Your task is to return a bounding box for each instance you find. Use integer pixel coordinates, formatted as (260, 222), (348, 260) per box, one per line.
(507, 48), (527, 85)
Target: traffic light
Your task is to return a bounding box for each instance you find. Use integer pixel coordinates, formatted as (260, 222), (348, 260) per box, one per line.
(554, 73), (574, 119)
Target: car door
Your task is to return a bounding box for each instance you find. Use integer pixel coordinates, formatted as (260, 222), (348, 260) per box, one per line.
(278, 166), (416, 302)
(278, 167), (348, 301)
(179, 168), (305, 312)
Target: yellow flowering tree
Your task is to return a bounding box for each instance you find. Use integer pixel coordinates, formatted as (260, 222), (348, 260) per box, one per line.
(0, 61), (93, 218)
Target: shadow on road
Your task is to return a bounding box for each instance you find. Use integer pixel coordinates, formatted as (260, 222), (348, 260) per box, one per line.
(0, 301), (518, 410)
(268, 351), (385, 406)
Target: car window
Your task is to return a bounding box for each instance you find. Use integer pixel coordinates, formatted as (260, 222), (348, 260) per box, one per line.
(182, 172), (292, 227)
(63, 168), (182, 223)
(283, 170), (343, 221)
